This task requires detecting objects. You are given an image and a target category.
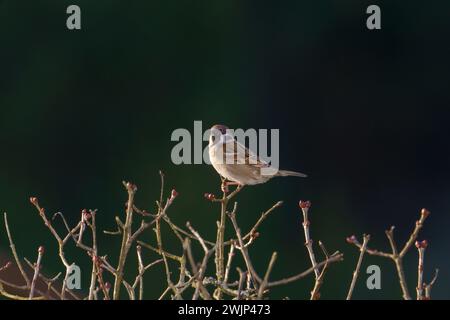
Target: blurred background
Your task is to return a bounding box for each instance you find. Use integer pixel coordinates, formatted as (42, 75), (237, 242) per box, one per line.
(0, 0), (449, 299)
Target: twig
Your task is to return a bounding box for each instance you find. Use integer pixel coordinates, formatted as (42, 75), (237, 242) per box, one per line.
(346, 234), (370, 300)
(3, 212), (30, 287)
(113, 181), (137, 299)
(400, 209), (430, 258)
(136, 245), (145, 300)
(158, 286), (171, 300)
(212, 182), (243, 299)
(267, 253), (344, 288)
(236, 268), (247, 300)
(415, 240), (428, 300)
(214, 183), (242, 294)
(186, 222), (212, 300)
(299, 201), (319, 279)
(221, 200), (282, 247)
(227, 203), (262, 286)
(0, 262), (12, 273)
(154, 173), (180, 299)
(257, 252), (277, 299)
(242, 201), (283, 241)
(163, 214), (215, 246)
(138, 241), (182, 262)
(310, 242), (334, 300)
(223, 243), (235, 286)
(0, 282), (45, 300)
(86, 210), (98, 300)
(424, 269), (438, 299)
(29, 246), (45, 299)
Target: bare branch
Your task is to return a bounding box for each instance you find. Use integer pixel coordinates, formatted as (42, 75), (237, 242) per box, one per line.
(346, 234), (370, 300)
(3, 212), (30, 287)
(29, 246), (45, 299)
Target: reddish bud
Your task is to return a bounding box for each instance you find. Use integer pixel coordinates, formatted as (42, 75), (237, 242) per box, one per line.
(38, 246), (45, 254)
(104, 282), (111, 290)
(30, 197), (38, 206)
(204, 193), (216, 201)
(82, 209), (92, 220)
(346, 235), (357, 244)
(252, 231), (260, 239)
(415, 240), (428, 249)
(299, 200), (311, 209)
(421, 208), (430, 218)
(171, 189), (178, 199)
(126, 182), (137, 192)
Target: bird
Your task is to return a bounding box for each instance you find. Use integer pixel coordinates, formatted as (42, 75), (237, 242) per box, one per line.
(208, 124), (307, 190)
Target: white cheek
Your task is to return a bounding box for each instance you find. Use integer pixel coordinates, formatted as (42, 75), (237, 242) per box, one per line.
(221, 134), (234, 144)
(209, 135), (220, 147)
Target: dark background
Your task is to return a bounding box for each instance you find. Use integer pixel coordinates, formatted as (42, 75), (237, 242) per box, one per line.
(0, 0), (449, 299)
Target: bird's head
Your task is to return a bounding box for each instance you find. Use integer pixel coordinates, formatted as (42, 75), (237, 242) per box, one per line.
(209, 124), (231, 145)
(211, 124), (229, 135)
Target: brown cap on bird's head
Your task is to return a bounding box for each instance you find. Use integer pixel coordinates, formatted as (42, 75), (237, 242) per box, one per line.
(211, 124), (229, 135)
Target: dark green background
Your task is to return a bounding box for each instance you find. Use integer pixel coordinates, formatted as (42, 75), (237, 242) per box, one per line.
(1, 0), (449, 299)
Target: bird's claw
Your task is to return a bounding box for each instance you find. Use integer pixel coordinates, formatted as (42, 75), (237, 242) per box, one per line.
(221, 181), (229, 194)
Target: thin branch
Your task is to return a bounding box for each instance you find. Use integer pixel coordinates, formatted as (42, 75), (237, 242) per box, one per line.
(136, 245), (144, 300)
(153, 173), (180, 299)
(236, 268), (247, 300)
(3, 212), (30, 286)
(257, 252), (277, 299)
(346, 234), (370, 300)
(223, 243), (235, 286)
(310, 241), (334, 300)
(113, 181), (137, 300)
(415, 240), (433, 300)
(138, 241), (182, 262)
(29, 246), (45, 299)
(87, 210), (98, 300)
(227, 204), (262, 286)
(400, 209), (430, 258)
(268, 253), (344, 288)
(299, 201), (319, 278)
(186, 222), (212, 300)
(416, 242), (425, 300)
(242, 201), (283, 241)
(424, 269), (439, 299)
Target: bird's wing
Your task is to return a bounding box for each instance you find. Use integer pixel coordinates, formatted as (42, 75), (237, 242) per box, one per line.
(221, 139), (269, 167)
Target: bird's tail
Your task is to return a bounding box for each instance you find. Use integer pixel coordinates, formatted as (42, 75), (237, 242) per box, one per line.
(276, 170), (307, 178)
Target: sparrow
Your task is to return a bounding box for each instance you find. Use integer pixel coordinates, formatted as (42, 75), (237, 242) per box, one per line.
(208, 124), (307, 190)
